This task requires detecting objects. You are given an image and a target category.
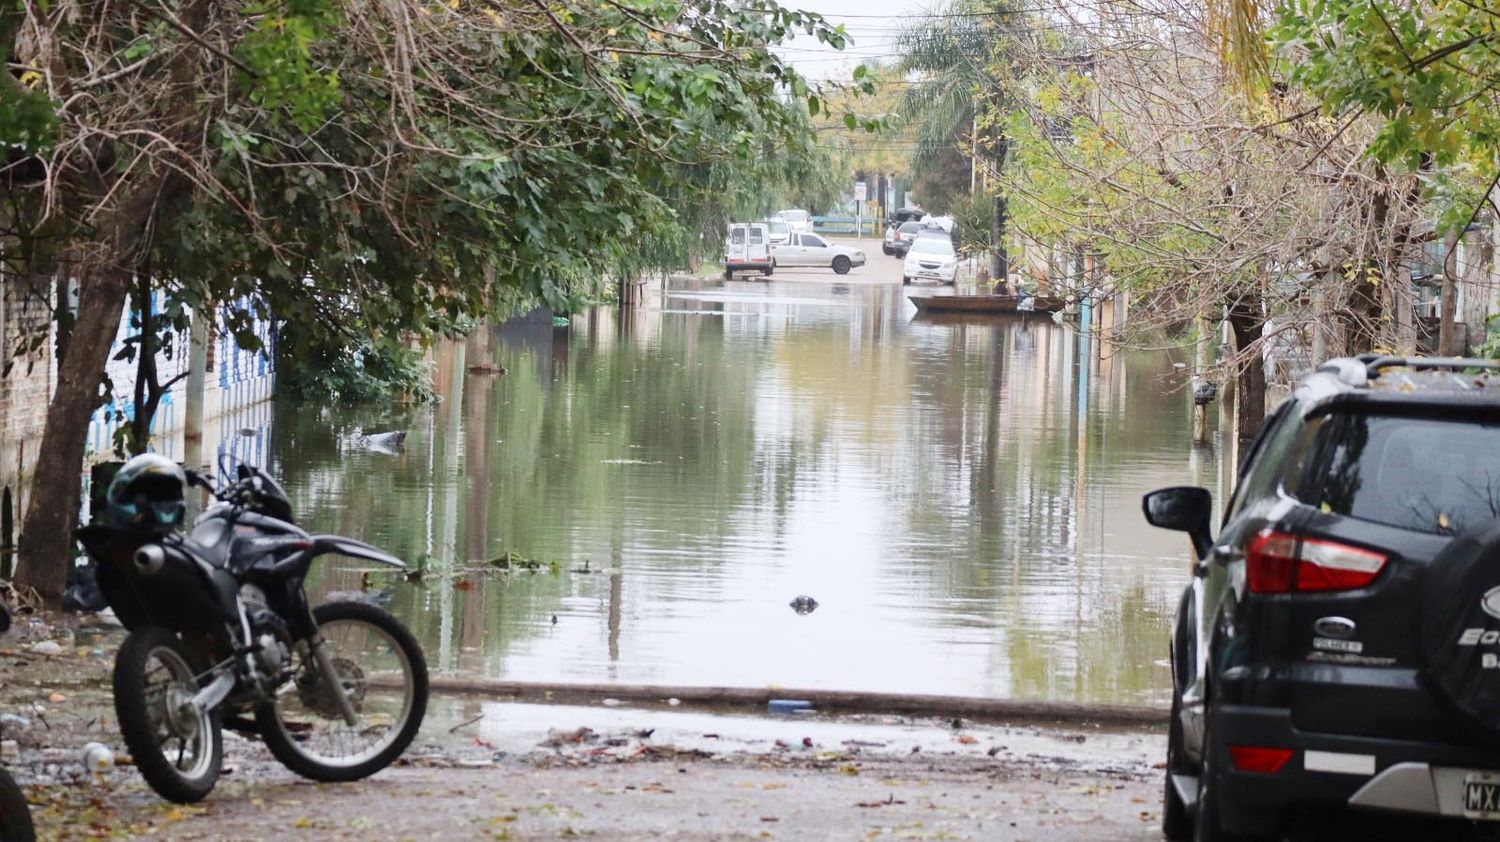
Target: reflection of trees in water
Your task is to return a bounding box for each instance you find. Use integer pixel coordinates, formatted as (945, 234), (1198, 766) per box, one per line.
(271, 305), (1195, 699)
(903, 322), (1191, 701)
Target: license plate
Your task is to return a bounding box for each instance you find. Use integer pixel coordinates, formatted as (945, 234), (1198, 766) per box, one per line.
(1464, 772), (1500, 819)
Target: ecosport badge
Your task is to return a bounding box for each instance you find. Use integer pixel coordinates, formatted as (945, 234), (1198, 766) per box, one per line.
(1484, 586), (1500, 621)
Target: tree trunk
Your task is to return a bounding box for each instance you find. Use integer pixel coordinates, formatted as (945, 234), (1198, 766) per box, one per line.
(990, 194), (1009, 295)
(1343, 188), (1390, 354)
(17, 273), (131, 600)
(1228, 296), (1266, 445)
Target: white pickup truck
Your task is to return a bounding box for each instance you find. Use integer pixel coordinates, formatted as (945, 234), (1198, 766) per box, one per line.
(772, 232), (866, 275)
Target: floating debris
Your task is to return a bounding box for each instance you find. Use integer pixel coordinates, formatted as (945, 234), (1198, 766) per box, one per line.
(788, 595), (818, 615)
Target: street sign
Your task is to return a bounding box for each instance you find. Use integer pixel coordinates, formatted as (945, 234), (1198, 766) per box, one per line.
(854, 181), (867, 202)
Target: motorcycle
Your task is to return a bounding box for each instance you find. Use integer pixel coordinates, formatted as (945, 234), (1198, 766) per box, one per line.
(77, 461), (428, 803)
(0, 601), (36, 842)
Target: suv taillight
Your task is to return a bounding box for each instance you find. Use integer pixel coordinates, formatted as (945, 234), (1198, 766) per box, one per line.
(1245, 530), (1387, 594)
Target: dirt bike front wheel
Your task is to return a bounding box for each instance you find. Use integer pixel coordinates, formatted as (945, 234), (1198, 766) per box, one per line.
(256, 600), (428, 782)
(114, 627), (223, 803)
(0, 764), (35, 842)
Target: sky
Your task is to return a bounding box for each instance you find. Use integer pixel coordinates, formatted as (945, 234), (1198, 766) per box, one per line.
(773, 0), (939, 81)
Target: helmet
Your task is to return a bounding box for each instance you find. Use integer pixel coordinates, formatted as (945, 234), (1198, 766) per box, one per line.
(105, 454), (186, 529)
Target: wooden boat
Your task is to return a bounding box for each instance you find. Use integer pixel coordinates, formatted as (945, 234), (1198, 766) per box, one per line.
(907, 294), (1066, 315)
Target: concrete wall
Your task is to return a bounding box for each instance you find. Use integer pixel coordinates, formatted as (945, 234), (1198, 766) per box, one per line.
(0, 277), (57, 515)
(0, 291), (275, 499)
(82, 295), (275, 460)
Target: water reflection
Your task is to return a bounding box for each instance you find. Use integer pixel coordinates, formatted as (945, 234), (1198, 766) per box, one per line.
(271, 281), (1233, 705)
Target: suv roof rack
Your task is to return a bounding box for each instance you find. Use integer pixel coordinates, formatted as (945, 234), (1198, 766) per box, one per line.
(1362, 356), (1500, 378)
(1317, 355), (1500, 388)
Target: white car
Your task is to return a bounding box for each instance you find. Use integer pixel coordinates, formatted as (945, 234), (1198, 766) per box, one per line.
(763, 217), (792, 246)
(773, 231), (866, 275)
(775, 209), (812, 233)
(903, 236), (958, 285)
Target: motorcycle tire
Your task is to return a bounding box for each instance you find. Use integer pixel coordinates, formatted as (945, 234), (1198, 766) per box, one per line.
(257, 600), (428, 783)
(114, 627), (223, 803)
(0, 766), (34, 842)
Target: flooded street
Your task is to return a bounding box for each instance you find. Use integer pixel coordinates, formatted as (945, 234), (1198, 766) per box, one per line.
(263, 272), (1231, 707)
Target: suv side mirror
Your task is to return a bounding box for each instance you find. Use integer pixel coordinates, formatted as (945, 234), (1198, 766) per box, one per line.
(1143, 486), (1213, 558)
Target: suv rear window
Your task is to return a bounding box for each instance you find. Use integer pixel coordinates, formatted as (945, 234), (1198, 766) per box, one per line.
(1312, 414), (1500, 535)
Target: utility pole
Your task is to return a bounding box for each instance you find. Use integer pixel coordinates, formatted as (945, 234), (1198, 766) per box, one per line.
(1439, 229), (1459, 357)
(182, 304), (209, 474)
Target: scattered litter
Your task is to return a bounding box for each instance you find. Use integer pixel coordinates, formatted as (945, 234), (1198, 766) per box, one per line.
(667, 698), (681, 707)
(0, 714), (30, 733)
(28, 640), (62, 656)
(602, 698), (622, 708)
(541, 727), (599, 748)
(0, 740), (17, 762)
(448, 713), (485, 734)
(768, 699), (812, 715)
(82, 742), (113, 773)
(856, 795), (906, 808)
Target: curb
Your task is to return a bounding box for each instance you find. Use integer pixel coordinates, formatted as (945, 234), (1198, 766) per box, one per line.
(426, 678), (1168, 729)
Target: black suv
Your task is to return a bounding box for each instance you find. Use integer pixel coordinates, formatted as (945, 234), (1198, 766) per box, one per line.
(1146, 356), (1500, 840)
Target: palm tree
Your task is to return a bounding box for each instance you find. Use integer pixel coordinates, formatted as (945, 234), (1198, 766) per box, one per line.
(896, 0), (1025, 291)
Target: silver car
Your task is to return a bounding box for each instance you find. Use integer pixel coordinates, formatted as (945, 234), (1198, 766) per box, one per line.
(772, 232), (865, 275)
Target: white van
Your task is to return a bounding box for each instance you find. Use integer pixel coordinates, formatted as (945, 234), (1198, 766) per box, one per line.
(724, 223), (773, 279)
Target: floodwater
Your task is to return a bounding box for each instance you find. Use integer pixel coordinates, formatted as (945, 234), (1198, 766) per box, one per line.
(265, 280), (1237, 707)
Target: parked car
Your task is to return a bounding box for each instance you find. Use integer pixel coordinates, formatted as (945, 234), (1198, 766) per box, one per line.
(772, 231), (865, 275)
(882, 207), (927, 254)
(763, 217), (792, 246)
(918, 214), (955, 233)
(1146, 355), (1500, 841)
(891, 207), (925, 225)
(902, 235), (957, 284)
(775, 209), (812, 233)
(890, 221), (925, 257)
(724, 222), (773, 279)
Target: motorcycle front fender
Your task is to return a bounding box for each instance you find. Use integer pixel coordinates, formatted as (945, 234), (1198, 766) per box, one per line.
(310, 535), (406, 569)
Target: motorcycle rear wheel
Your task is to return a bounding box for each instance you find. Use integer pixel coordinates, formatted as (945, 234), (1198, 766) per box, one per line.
(114, 627), (223, 803)
(0, 765), (35, 842)
(257, 600), (428, 782)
